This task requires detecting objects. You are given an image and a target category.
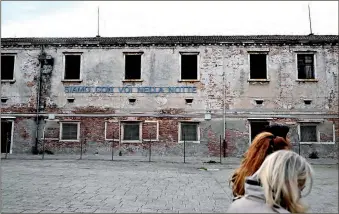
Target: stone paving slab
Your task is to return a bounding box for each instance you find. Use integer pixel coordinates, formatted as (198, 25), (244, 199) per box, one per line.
(1, 159), (338, 213)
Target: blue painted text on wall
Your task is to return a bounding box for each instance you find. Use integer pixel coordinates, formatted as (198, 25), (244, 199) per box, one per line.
(64, 86), (197, 93)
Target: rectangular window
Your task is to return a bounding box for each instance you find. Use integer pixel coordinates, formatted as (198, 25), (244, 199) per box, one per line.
(181, 53), (198, 80)
(60, 122), (79, 141)
(250, 120), (269, 142)
(64, 54), (81, 80)
(300, 125), (317, 142)
(297, 54), (315, 79)
(125, 54), (141, 80)
(1, 55), (15, 81)
(180, 122), (199, 141)
(123, 122), (141, 141)
(250, 54), (267, 79)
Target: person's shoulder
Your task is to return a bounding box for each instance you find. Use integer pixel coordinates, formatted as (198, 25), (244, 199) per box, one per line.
(227, 197), (259, 213)
(227, 197), (288, 213)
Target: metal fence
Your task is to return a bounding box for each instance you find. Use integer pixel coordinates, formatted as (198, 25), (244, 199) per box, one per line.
(2, 133), (228, 164)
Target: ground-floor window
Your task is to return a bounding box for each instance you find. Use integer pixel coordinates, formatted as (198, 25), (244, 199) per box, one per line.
(250, 120), (269, 142)
(60, 122), (80, 141)
(180, 122), (199, 142)
(1, 119), (13, 153)
(122, 121), (141, 141)
(299, 124), (318, 142)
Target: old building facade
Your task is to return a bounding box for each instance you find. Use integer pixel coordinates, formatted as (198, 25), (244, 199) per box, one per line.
(1, 35), (338, 158)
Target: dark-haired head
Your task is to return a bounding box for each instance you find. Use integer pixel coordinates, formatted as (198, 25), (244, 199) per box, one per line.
(264, 124), (290, 140)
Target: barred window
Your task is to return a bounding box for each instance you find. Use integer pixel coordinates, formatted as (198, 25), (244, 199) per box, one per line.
(180, 122), (198, 141)
(297, 54), (315, 79)
(123, 122), (140, 141)
(300, 125), (317, 142)
(61, 123), (79, 140)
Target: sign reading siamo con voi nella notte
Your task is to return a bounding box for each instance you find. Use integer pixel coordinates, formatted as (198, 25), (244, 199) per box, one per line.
(64, 86), (197, 93)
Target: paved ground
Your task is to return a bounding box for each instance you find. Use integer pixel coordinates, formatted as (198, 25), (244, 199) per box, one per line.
(1, 158), (338, 213)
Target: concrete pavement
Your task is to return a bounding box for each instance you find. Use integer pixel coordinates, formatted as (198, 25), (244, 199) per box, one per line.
(1, 158), (338, 213)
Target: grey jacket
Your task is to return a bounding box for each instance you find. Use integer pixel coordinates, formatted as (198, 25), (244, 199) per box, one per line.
(227, 175), (290, 213)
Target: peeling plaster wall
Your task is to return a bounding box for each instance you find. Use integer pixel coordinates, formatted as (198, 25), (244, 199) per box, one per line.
(1, 49), (40, 113)
(1, 44), (338, 158)
(224, 45), (338, 112)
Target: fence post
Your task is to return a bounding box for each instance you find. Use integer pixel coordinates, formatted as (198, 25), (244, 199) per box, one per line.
(223, 139), (227, 157)
(149, 133), (152, 162)
(80, 138), (83, 160)
(183, 133), (186, 163)
(5, 132), (9, 159)
(219, 135), (222, 164)
(112, 131), (114, 161)
(42, 127), (45, 160)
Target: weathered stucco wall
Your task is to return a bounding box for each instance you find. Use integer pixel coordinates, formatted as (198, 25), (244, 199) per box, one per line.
(1, 42), (338, 158)
(225, 45), (338, 113)
(1, 49), (40, 113)
(2, 45), (337, 114)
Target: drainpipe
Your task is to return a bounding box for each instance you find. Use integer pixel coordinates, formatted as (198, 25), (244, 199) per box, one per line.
(223, 71), (226, 140)
(33, 45), (45, 154)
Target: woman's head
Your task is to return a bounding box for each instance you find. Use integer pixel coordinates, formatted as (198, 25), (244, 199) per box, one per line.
(256, 150), (313, 213)
(230, 132), (291, 196)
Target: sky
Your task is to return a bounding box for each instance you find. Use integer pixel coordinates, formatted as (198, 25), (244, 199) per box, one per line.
(1, 1), (338, 38)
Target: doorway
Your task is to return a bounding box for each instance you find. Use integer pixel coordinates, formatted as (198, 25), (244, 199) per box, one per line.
(249, 120), (269, 143)
(1, 120), (13, 154)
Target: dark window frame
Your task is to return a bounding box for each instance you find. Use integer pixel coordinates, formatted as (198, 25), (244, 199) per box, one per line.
(180, 122), (199, 142)
(297, 53), (315, 80)
(249, 120), (270, 143)
(1, 54), (16, 81)
(60, 122), (79, 141)
(124, 53), (143, 80)
(122, 121), (141, 141)
(180, 52), (199, 81)
(300, 124), (318, 142)
(249, 53), (268, 80)
(63, 53), (82, 81)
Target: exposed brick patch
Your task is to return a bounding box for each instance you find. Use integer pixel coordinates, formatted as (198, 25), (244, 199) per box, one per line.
(44, 103), (63, 113)
(329, 118), (339, 141)
(18, 125), (30, 140)
(44, 126), (59, 139)
(1, 106), (35, 113)
(271, 118), (298, 124)
(81, 117), (105, 142)
(158, 118), (180, 142)
(105, 121), (119, 140)
(142, 121), (158, 140)
(225, 129), (247, 156)
(158, 108), (185, 115)
(26, 81), (35, 87)
(72, 106), (115, 114)
(320, 133), (334, 142)
(43, 140), (81, 154)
